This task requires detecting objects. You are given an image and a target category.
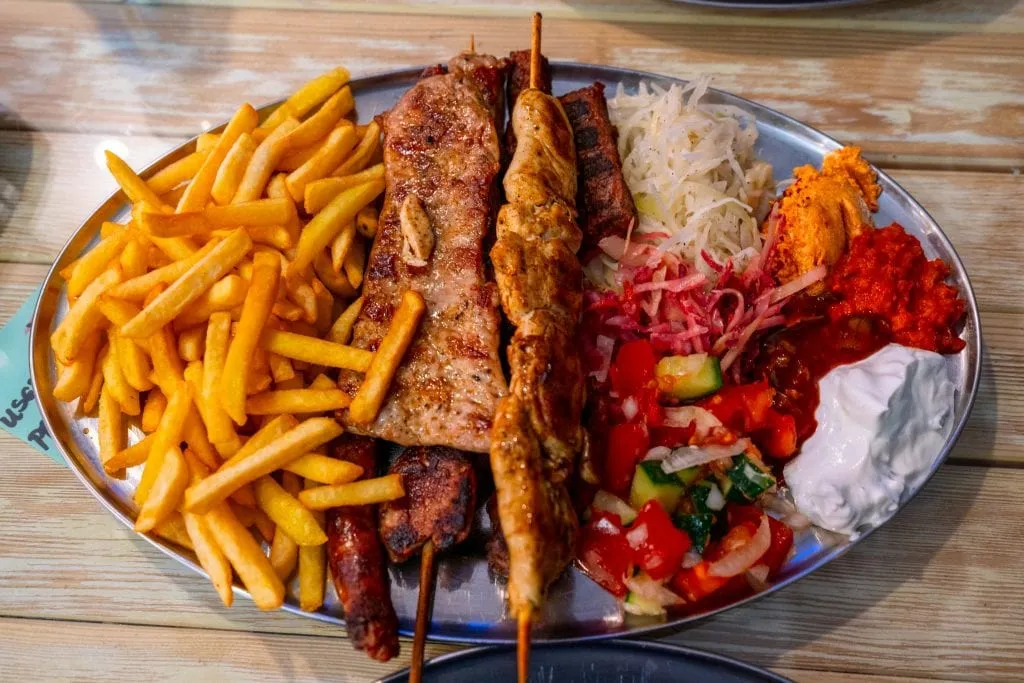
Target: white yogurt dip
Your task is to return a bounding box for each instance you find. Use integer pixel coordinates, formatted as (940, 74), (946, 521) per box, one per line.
(783, 343), (956, 539)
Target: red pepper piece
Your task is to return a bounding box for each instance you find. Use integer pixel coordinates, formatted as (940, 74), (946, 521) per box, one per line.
(755, 410), (798, 459)
(629, 501), (691, 581)
(578, 511), (633, 598)
(671, 561), (729, 603)
(604, 423), (649, 496)
(610, 339), (658, 397)
(760, 516), (794, 577)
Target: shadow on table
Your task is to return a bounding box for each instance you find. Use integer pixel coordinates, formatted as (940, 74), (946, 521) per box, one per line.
(662, 344), (997, 673)
(0, 108), (47, 243)
(568, 0), (1020, 57)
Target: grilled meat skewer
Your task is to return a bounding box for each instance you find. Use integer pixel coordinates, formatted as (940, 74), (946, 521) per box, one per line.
(338, 51), (509, 453)
(326, 435), (399, 662)
(489, 13), (585, 651)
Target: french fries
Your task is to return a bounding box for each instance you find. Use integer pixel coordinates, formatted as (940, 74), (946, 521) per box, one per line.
(254, 476), (327, 546)
(290, 179), (384, 274)
(303, 164), (384, 214)
(298, 473), (405, 510)
(119, 229), (252, 339)
(178, 103), (260, 212)
(49, 65), (420, 616)
(348, 290), (426, 423)
(205, 502), (285, 610)
(260, 329), (372, 372)
(183, 417), (343, 513)
(245, 388), (352, 415)
(221, 251), (281, 425)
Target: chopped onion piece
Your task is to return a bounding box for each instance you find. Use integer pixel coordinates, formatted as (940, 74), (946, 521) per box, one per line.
(709, 516), (771, 577)
(622, 396), (639, 421)
(770, 264), (827, 304)
(625, 523), (648, 549)
(662, 406), (722, 437)
(705, 483), (726, 512)
(644, 446), (673, 461)
(592, 490), (638, 525)
(746, 563), (770, 592)
(660, 438), (750, 473)
(682, 549), (703, 569)
(624, 573), (686, 607)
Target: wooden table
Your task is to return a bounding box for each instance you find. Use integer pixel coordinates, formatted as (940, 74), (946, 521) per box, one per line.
(1, 1), (1022, 680)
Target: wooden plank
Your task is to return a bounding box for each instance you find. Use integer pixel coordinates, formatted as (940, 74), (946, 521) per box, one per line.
(1, 2), (1021, 168)
(0, 616), (948, 683)
(0, 452), (1019, 680)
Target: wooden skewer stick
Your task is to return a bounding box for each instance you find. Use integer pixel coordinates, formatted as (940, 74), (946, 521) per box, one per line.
(409, 539), (437, 683)
(529, 12), (542, 91)
(517, 606), (532, 683)
(469, 33), (476, 53)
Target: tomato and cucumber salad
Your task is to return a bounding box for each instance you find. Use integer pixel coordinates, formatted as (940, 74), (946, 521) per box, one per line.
(578, 338), (797, 615)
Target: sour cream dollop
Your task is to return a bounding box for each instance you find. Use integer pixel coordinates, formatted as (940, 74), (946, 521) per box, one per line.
(784, 343), (956, 539)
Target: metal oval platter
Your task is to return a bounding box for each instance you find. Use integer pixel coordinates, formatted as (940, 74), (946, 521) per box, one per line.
(31, 62), (981, 645)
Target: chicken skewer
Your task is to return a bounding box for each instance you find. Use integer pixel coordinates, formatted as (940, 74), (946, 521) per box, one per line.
(489, 14), (586, 683)
(379, 446), (478, 683)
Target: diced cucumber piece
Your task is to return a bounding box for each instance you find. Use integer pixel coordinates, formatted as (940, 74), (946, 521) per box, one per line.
(674, 512), (714, 553)
(655, 353), (724, 401)
(624, 590), (665, 616)
(592, 489), (638, 525)
(675, 465), (703, 488)
(629, 461), (685, 512)
(725, 454), (777, 502)
(689, 480), (725, 514)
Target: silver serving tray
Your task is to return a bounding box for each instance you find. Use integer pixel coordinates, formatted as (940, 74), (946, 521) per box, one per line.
(30, 63), (981, 645)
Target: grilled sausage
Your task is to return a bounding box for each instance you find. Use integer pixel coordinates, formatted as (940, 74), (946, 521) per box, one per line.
(326, 435), (399, 662)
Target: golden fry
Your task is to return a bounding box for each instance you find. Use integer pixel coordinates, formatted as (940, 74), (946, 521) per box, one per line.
(254, 475), (327, 546)
(105, 150), (171, 211)
(233, 118), (299, 204)
(291, 179), (384, 274)
(135, 445), (189, 533)
(298, 474), (405, 510)
(260, 329), (372, 372)
(285, 276), (318, 325)
(332, 121), (380, 177)
(175, 274), (247, 330)
(183, 511), (234, 607)
(269, 470), (301, 580)
(267, 352), (296, 383)
(196, 133), (220, 153)
(178, 325), (206, 362)
(303, 163), (384, 213)
(80, 346), (106, 416)
(314, 251), (357, 298)
(295, 87), (354, 146)
(120, 229), (251, 339)
(330, 220), (356, 272)
(298, 478), (326, 611)
(245, 388), (352, 415)
(199, 311), (238, 445)
(141, 389), (167, 433)
(53, 331), (102, 402)
(113, 434), (154, 471)
(244, 225), (292, 250)
(260, 66), (351, 133)
(97, 385), (124, 472)
(343, 235), (366, 289)
(147, 324), (185, 388)
(119, 238), (148, 280)
(51, 268), (122, 365)
(230, 482), (257, 508)
(204, 502), (285, 610)
(327, 296), (363, 345)
(131, 381), (192, 498)
(211, 132), (256, 205)
(183, 417), (343, 513)
(147, 149), (210, 196)
(286, 125), (358, 202)
(68, 229), (133, 298)
(311, 277), (333, 336)
(117, 328), (154, 393)
(355, 205), (379, 239)
(282, 453), (362, 486)
(221, 252), (281, 425)
(223, 414), (298, 469)
(348, 289), (425, 423)
(102, 331), (141, 415)
(178, 103), (259, 212)
(105, 239), (220, 301)
(153, 512), (194, 550)
(233, 503), (276, 543)
(272, 299), (303, 322)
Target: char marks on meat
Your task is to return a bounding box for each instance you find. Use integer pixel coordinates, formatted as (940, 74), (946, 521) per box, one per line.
(326, 435), (399, 662)
(339, 53), (509, 453)
(379, 447), (477, 563)
(559, 83), (637, 250)
(504, 49), (552, 160)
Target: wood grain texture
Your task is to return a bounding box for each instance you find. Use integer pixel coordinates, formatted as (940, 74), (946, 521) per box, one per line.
(0, 449), (1020, 680)
(1, 2), (1022, 169)
(0, 617), (959, 683)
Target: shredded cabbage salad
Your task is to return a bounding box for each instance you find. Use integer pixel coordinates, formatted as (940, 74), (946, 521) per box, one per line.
(581, 77), (826, 381)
